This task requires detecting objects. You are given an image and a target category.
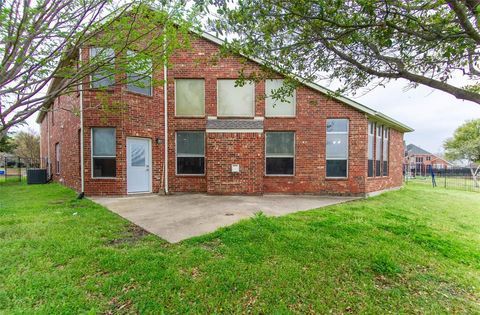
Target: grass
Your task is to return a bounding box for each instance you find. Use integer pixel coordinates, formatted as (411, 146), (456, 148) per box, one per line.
(0, 182), (479, 314)
(407, 176), (480, 193)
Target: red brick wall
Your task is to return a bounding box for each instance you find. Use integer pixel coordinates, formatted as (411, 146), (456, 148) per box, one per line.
(39, 94), (81, 191)
(365, 129), (404, 193)
(206, 132), (264, 195)
(39, 36), (406, 196)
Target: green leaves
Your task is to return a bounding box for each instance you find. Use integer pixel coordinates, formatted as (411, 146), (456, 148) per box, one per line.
(212, 0), (480, 104)
(444, 119), (480, 163)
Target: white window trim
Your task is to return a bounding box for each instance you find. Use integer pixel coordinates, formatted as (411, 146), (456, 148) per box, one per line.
(326, 119), (349, 179)
(91, 128), (117, 179)
(265, 132), (295, 176)
(367, 121), (375, 177)
(174, 79), (206, 117)
(89, 47), (115, 89)
(265, 79), (296, 118)
(216, 79), (255, 118)
(175, 131), (206, 176)
(55, 143), (60, 175)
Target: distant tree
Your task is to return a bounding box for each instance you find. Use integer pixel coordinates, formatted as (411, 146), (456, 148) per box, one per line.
(0, 133), (16, 153)
(444, 119), (480, 186)
(212, 0), (480, 104)
(12, 129), (40, 160)
(0, 0), (203, 140)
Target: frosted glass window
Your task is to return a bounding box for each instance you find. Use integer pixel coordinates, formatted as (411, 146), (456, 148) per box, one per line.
(90, 47), (115, 88)
(217, 80), (254, 117)
(127, 50), (152, 96)
(326, 134), (348, 159)
(265, 79), (295, 117)
(326, 119), (349, 177)
(131, 144), (145, 166)
(92, 128), (115, 156)
(266, 132), (295, 175)
(175, 79), (205, 116)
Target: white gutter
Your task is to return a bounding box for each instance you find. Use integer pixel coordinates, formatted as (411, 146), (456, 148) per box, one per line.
(79, 48), (85, 195)
(163, 57), (169, 194)
(47, 108), (51, 177)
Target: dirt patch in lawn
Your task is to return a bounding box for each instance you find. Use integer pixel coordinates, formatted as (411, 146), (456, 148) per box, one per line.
(108, 224), (150, 246)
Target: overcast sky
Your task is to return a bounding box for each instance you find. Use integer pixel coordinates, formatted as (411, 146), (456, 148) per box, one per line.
(23, 78), (480, 155)
(352, 79), (480, 154)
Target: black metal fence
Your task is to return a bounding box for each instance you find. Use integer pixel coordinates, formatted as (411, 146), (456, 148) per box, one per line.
(0, 157), (48, 182)
(404, 164), (480, 193)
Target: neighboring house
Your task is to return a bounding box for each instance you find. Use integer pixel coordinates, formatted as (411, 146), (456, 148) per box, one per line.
(37, 30), (413, 196)
(405, 144), (452, 175)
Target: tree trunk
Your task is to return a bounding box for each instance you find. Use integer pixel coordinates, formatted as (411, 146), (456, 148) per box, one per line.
(470, 165), (480, 188)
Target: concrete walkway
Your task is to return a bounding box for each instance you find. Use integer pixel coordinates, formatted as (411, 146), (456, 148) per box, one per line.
(91, 194), (359, 243)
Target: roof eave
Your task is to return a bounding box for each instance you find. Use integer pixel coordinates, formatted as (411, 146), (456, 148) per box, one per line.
(199, 31), (414, 133)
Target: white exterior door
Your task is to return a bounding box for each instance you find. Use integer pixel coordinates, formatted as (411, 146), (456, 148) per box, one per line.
(127, 138), (151, 193)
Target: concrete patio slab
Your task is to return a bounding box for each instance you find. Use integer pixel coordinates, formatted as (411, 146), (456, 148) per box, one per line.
(91, 194), (359, 243)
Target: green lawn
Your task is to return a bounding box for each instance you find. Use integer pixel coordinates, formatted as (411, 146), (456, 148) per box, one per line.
(1, 182), (479, 314)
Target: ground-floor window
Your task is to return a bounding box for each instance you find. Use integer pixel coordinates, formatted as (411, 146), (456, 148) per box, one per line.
(326, 119), (349, 178)
(55, 142), (61, 174)
(92, 128), (116, 178)
(375, 124), (382, 176)
(265, 132), (295, 175)
(368, 121), (374, 177)
(176, 131), (205, 175)
(383, 127), (389, 176)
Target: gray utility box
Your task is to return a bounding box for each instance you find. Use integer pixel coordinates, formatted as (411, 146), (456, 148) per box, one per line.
(27, 168), (47, 184)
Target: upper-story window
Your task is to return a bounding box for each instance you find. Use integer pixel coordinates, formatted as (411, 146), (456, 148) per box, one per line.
(265, 79), (295, 117)
(326, 119), (349, 178)
(367, 121), (374, 177)
(426, 156), (431, 161)
(217, 79), (255, 117)
(126, 50), (152, 96)
(90, 47), (115, 88)
(175, 79), (205, 117)
(383, 127), (389, 176)
(375, 124), (382, 176)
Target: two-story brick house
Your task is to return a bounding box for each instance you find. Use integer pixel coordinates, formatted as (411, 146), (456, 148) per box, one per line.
(37, 30), (413, 196)
(405, 144), (452, 176)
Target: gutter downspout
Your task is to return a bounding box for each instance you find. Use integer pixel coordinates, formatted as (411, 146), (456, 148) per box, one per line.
(78, 47), (85, 198)
(163, 55), (169, 194)
(47, 108), (51, 178)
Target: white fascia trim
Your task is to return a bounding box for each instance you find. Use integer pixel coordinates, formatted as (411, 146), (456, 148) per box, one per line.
(206, 129), (264, 133)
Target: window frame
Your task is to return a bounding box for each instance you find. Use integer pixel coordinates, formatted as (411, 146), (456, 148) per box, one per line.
(326, 118), (349, 179)
(367, 121), (375, 178)
(89, 47), (115, 89)
(216, 79), (255, 118)
(174, 79), (206, 117)
(55, 142), (60, 174)
(383, 127), (389, 176)
(264, 131), (296, 176)
(375, 124), (383, 177)
(175, 131), (206, 176)
(126, 50), (153, 97)
(91, 127), (117, 179)
(265, 79), (296, 118)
